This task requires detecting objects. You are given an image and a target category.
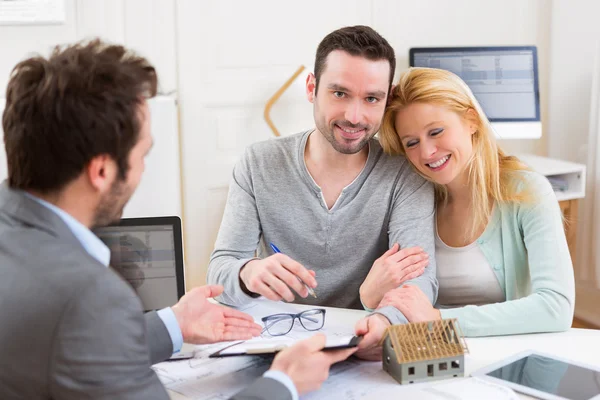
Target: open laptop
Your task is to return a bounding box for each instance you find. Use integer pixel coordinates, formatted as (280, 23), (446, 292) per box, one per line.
(93, 216), (185, 312)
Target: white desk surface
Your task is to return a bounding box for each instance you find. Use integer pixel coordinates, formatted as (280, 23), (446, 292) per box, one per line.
(168, 303), (600, 400)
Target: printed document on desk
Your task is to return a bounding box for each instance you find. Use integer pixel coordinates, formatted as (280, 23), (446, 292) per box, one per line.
(211, 335), (360, 357)
(155, 355), (519, 400)
(210, 299), (359, 356)
(232, 298), (357, 339)
(153, 299), (520, 399)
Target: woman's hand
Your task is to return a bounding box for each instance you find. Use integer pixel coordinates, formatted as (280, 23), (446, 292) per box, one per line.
(360, 244), (429, 309)
(378, 284), (441, 323)
(353, 314), (391, 361)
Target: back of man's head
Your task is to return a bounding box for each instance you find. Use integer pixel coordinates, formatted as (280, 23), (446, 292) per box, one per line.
(313, 25), (396, 94)
(2, 39), (157, 193)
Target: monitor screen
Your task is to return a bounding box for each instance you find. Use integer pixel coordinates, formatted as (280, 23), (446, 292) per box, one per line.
(93, 219), (183, 311)
(410, 46), (540, 122)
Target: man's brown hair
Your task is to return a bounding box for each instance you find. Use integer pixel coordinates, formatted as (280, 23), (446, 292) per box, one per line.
(314, 25), (396, 94)
(2, 39), (157, 192)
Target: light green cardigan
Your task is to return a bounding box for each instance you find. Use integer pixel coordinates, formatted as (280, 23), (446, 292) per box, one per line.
(440, 170), (575, 337)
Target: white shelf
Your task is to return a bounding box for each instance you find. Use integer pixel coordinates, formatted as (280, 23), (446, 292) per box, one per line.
(516, 154), (586, 201)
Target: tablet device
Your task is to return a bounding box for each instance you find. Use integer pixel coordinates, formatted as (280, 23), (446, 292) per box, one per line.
(472, 350), (600, 400)
(210, 335), (362, 358)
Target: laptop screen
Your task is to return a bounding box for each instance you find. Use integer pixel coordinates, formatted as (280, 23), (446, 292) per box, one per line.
(93, 217), (184, 311)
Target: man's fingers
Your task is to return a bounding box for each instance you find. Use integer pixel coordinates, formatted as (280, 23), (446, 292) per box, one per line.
(263, 273), (295, 302)
(277, 254), (317, 288)
(224, 316), (262, 330)
(297, 333), (327, 353)
(222, 327), (261, 341)
(272, 266), (309, 298)
(253, 281), (283, 301)
(197, 284), (224, 298)
(324, 347), (357, 365)
(223, 307), (256, 321)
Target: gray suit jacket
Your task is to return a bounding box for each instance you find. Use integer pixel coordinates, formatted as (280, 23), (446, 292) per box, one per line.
(0, 184), (291, 400)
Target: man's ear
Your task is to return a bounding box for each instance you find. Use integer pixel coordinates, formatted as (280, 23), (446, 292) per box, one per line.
(87, 154), (117, 192)
(306, 73), (316, 103)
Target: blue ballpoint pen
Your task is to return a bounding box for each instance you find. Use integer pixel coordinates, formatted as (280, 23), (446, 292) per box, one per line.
(269, 242), (317, 298)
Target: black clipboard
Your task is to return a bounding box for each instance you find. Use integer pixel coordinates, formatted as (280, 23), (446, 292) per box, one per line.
(209, 335), (362, 358)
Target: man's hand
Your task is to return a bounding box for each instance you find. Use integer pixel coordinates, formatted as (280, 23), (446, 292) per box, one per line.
(378, 285), (441, 323)
(360, 244), (429, 309)
(269, 334), (356, 395)
(353, 314), (391, 361)
(239, 254), (317, 302)
(171, 285), (262, 344)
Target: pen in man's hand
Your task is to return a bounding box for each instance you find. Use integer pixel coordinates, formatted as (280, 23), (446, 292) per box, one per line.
(269, 242), (317, 299)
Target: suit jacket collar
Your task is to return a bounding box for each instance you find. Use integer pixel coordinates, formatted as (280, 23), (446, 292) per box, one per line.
(0, 181), (82, 248)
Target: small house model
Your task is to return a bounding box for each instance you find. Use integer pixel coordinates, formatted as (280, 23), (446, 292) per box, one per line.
(381, 318), (468, 385)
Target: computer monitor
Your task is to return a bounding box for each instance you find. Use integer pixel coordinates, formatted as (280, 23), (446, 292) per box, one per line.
(93, 216), (185, 312)
(409, 46), (541, 139)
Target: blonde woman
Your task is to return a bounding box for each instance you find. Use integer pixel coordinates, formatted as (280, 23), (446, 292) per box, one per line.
(373, 67), (574, 337)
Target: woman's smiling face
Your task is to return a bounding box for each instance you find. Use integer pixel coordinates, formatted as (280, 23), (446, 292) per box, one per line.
(394, 102), (476, 186)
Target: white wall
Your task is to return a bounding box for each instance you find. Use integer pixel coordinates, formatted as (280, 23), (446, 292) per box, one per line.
(0, 0), (77, 94)
(0, 0), (76, 182)
(0, 0), (180, 210)
(1, 0), (552, 288)
(547, 0), (600, 164)
(548, 0), (600, 325)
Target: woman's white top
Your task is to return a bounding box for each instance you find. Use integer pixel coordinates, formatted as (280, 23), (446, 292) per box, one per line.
(435, 223), (506, 307)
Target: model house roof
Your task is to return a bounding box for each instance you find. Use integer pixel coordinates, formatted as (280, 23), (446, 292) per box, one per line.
(382, 319), (469, 364)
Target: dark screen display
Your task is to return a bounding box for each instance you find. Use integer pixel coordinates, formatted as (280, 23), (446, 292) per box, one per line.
(94, 224), (179, 311)
(486, 354), (600, 400)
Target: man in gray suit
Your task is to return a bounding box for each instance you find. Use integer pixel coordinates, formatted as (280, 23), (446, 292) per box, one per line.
(0, 39), (355, 400)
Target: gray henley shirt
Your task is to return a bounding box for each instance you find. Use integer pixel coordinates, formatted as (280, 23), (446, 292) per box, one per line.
(208, 130), (438, 325)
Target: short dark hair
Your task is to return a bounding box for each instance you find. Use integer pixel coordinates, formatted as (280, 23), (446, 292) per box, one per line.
(314, 25), (396, 94)
(2, 39), (157, 193)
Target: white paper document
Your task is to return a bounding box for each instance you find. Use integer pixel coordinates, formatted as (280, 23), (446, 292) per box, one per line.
(407, 378), (520, 400)
(234, 298), (356, 339)
(153, 299), (519, 399)
(217, 335), (357, 356)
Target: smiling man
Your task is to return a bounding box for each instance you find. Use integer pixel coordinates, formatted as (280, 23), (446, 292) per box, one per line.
(208, 26), (439, 356)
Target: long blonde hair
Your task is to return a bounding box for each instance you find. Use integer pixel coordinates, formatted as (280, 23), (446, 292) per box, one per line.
(379, 67), (531, 239)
